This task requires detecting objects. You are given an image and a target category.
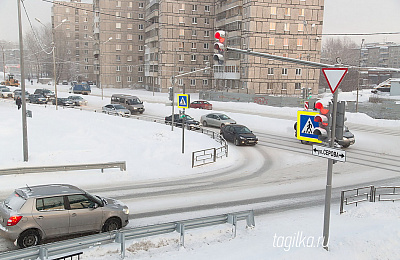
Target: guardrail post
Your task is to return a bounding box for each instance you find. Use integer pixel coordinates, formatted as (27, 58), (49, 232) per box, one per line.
(176, 223), (185, 247)
(39, 246), (48, 260)
(228, 214), (237, 238)
(192, 152), (195, 168)
(213, 148), (217, 163)
(370, 186), (375, 202)
(115, 231), (126, 259)
(245, 210), (255, 228)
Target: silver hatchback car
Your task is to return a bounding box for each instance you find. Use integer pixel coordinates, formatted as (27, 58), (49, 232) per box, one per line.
(0, 184), (129, 248)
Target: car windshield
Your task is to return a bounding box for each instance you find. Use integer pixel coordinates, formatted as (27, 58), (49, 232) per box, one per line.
(185, 115), (193, 120)
(219, 114), (230, 120)
(114, 104), (125, 109)
(234, 126), (252, 134)
(3, 192), (26, 210)
(127, 98), (142, 105)
(70, 96), (83, 100)
(1, 88), (10, 92)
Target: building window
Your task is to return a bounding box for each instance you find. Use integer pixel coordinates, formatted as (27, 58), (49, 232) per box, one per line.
(139, 24), (144, 30)
(128, 45), (133, 51)
(179, 29), (185, 36)
(127, 76), (132, 82)
(295, 82), (301, 89)
(116, 33), (121, 39)
(128, 24), (132, 30)
(285, 8), (290, 16)
(205, 5), (210, 12)
(296, 68), (302, 75)
(127, 13), (132, 19)
(138, 76), (143, 82)
(282, 68), (288, 75)
(66, 8), (70, 13)
(116, 23), (121, 29)
(116, 66), (121, 71)
(179, 42), (184, 49)
(190, 79), (196, 86)
(284, 23), (290, 32)
(192, 17), (197, 24)
(204, 30), (210, 37)
(179, 17), (184, 24)
(192, 30), (197, 36)
(179, 67), (184, 73)
(139, 45), (144, 51)
(298, 23), (304, 32)
(127, 56), (132, 62)
(192, 5), (197, 11)
(116, 1), (121, 7)
(269, 38), (274, 45)
(282, 83), (287, 90)
(191, 54), (196, 61)
(191, 42), (197, 49)
(139, 2), (144, 8)
(116, 12), (121, 18)
(138, 66), (143, 72)
(179, 54), (184, 61)
(138, 13), (144, 19)
(203, 79), (208, 85)
(204, 43), (209, 50)
(267, 83), (272, 90)
(270, 6), (276, 15)
(284, 38), (289, 46)
(205, 18), (209, 25)
(178, 78), (183, 86)
(84, 66), (89, 71)
(180, 3), (185, 10)
(128, 2), (133, 8)
(116, 76), (121, 82)
(83, 25), (88, 31)
(116, 44), (122, 51)
(268, 68), (274, 75)
(203, 55), (209, 61)
(270, 22), (276, 31)
(138, 35), (143, 41)
(299, 9), (305, 16)
(297, 39), (303, 46)
(116, 55), (121, 62)
(127, 34), (132, 40)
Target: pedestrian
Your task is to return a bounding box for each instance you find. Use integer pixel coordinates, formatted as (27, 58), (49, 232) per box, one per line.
(16, 96), (22, 110)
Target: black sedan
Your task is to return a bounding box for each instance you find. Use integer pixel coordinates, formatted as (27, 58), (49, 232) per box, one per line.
(220, 124), (258, 146)
(52, 98), (75, 107)
(28, 94), (47, 104)
(165, 114), (200, 130)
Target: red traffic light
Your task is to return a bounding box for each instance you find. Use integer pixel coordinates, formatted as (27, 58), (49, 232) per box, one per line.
(314, 115), (328, 126)
(215, 30), (226, 43)
(214, 42), (224, 51)
(315, 102), (329, 115)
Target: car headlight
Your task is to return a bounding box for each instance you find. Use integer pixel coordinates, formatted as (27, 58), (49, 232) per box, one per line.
(239, 136), (246, 140)
(123, 207), (129, 215)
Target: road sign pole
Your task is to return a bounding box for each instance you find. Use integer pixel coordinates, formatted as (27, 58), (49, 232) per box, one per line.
(322, 90), (338, 250)
(182, 84), (186, 154)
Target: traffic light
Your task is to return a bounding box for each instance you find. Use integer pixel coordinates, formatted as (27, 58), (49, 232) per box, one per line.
(213, 30), (226, 65)
(307, 88), (312, 99)
(168, 87), (174, 101)
(335, 101), (346, 140)
(313, 102), (331, 143)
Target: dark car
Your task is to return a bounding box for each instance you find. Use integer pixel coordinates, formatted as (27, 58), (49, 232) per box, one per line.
(28, 94), (47, 104)
(52, 98), (75, 107)
(165, 114), (200, 130)
(190, 100), (212, 110)
(220, 124), (258, 146)
(14, 89), (29, 100)
(34, 89), (55, 100)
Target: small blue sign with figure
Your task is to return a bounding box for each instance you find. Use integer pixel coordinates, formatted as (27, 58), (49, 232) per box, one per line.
(296, 111), (322, 143)
(177, 94), (189, 109)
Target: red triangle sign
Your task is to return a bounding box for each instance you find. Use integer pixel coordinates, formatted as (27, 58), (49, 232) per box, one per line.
(322, 68), (348, 94)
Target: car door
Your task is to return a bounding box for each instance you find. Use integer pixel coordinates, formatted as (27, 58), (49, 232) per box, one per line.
(33, 196), (69, 237)
(67, 194), (103, 233)
(223, 125), (233, 141)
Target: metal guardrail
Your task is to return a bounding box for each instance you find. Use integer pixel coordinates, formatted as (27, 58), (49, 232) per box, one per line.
(0, 161), (126, 175)
(192, 128), (228, 167)
(340, 186), (400, 213)
(0, 210), (255, 260)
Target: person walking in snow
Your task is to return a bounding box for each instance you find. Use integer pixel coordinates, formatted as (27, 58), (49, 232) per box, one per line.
(16, 96), (22, 110)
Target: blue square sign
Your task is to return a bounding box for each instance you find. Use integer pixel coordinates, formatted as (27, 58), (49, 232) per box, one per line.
(177, 94), (189, 109)
(296, 110), (322, 143)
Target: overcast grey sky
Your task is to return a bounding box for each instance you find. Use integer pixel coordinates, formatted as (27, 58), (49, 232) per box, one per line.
(1, 0), (400, 45)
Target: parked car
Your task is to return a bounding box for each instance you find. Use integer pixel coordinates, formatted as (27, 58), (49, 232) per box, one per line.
(190, 100), (212, 110)
(0, 184), (129, 248)
(34, 89), (55, 100)
(102, 104), (131, 117)
(68, 95), (88, 106)
(14, 89), (30, 100)
(200, 113), (236, 128)
(52, 97), (75, 107)
(0, 87), (14, 98)
(69, 82), (91, 95)
(164, 114), (200, 129)
(28, 94), (47, 104)
(220, 124), (258, 146)
(62, 80), (68, 85)
(111, 94), (145, 114)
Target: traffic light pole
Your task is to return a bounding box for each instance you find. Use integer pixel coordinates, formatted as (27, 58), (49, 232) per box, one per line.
(182, 84), (185, 154)
(322, 91), (338, 250)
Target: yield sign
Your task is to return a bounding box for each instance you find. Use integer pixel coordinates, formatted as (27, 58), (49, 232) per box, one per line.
(322, 68), (348, 94)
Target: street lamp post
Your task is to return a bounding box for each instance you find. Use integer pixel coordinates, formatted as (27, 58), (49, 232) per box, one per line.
(35, 18), (67, 110)
(99, 37), (112, 100)
(1, 45), (5, 81)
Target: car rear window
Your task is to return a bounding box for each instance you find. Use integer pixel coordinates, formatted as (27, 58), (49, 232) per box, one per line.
(3, 192), (26, 211)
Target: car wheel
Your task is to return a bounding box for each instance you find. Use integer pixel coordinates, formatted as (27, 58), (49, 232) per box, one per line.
(234, 137), (240, 146)
(102, 217), (121, 232)
(17, 229), (41, 248)
(203, 121), (208, 127)
(220, 123), (225, 128)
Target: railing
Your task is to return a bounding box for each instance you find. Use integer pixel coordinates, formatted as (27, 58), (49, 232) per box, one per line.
(0, 210), (255, 260)
(0, 161), (126, 175)
(340, 185), (400, 213)
(192, 128), (228, 167)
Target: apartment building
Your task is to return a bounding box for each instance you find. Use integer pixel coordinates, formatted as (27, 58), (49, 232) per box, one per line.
(93, 0), (146, 88)
(52, 0), (95, 83)
(215, 0), (324, 95)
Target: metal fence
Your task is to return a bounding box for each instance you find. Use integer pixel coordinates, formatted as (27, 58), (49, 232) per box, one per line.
(192, 128), (228, 167)
(0, 161), (126, 176)
(0, 210), (255, 260)
(340, 186), (400, 213)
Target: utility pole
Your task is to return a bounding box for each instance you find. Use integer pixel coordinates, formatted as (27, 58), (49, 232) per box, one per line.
(17, 0), (28, 162)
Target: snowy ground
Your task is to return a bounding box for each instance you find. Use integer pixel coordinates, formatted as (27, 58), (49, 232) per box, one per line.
(1, 80), (400, 259)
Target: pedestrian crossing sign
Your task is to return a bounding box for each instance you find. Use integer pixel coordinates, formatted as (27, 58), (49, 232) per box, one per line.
(177, 94), (190, 109)
(296, 110), (322, 143)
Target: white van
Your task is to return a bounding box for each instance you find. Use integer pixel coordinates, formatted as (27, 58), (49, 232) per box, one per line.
(111, 94), (145, 114)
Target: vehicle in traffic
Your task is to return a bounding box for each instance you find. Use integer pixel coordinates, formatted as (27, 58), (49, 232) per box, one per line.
(0, 184), (129, 248)
(52, 98), (75, 107)
(220, 124), (258, 146)
(102, 104), (131, 117)
(0, 87), (14, 98)
(62, 80), (68, 85)
(69, 82), (91, 95)
(165, 114), (200, 129)
(13, 89), (29, 100)
(293, 122), (355, 148)
(200, 113), (236, 128)
(34, 89), (55, 101)
(68, 95), (88, 106)
(28, 94), (47, 104)
(190, 100), (212, 110)
(111, 94), (145, 114)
